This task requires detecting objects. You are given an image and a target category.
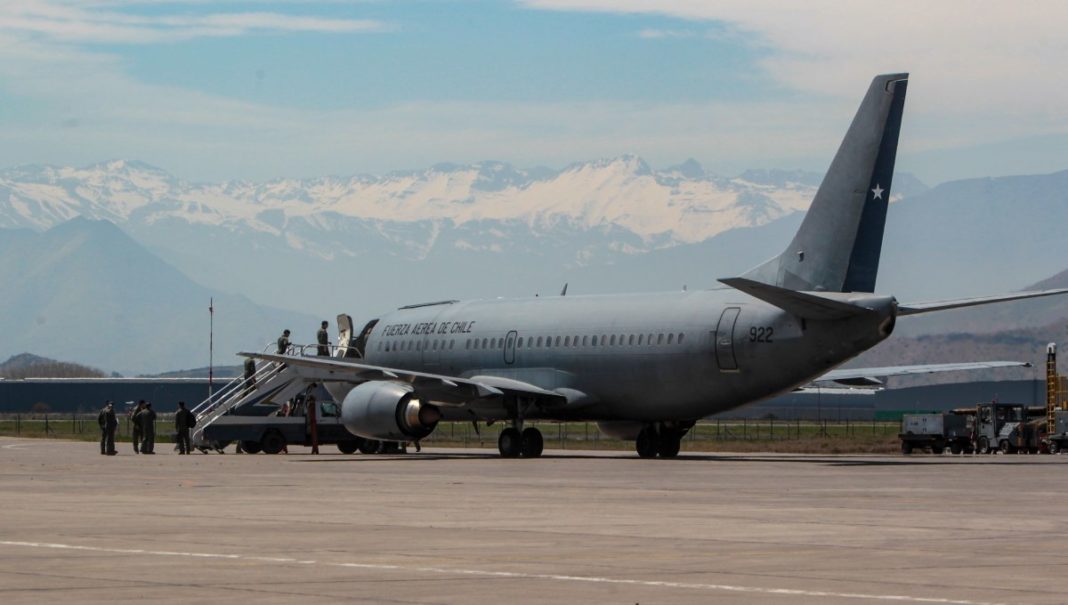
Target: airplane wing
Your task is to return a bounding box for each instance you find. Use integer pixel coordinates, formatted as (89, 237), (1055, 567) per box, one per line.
(813, 361), (1031, 387)
(898, 289), (1068, 316)
(245, 352), (567, 408)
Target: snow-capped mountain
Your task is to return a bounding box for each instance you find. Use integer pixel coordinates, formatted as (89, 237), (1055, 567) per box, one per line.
(0, 157), (822, 254)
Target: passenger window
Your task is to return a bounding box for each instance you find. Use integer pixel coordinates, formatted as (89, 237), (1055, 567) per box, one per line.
(648, 333), (653, 344)
(518, 337), (524, 348)
(491, 338), (497, 349)
(609, 335), (616, 346)
(536, 336), (543, 347)
(600, 335), (606, 346)
(628, 334), (634, 345)
(581, 335), (588, 346)
(637, 334), (643, 345)
(667, 333), (674, 344)
(481, 338), (488, 349)
(657, 334), (664, 345)
(678, 333), (685, 344)
(564, 336), (570, 346)
(449, 340), (455, 349)
(554, 336), (561, 347)
(432, 340), (438, 350)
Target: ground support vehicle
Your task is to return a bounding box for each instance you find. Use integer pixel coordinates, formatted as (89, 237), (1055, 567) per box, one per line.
(899, 413), (973, 454)
(972, 402), (1044, 454)
(202, 399), (404, 455)
(1043, 410), (1068, 454)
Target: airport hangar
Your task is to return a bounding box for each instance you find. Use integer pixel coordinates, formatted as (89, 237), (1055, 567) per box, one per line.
(0, 375), (1044, 420)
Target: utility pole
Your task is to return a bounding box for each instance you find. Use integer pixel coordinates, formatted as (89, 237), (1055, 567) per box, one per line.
(209, 298), (214, 400)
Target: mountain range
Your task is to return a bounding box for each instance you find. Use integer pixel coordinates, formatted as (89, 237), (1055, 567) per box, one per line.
(1, 158), (1068, 374)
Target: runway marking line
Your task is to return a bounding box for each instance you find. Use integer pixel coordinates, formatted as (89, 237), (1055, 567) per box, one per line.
(0, 540), (1006, 605)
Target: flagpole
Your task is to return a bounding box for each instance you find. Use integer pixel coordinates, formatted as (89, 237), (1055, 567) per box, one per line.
(209, 297), (214, 400)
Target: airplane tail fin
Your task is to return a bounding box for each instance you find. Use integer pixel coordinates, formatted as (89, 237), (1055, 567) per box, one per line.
(742, 73), (908, 293)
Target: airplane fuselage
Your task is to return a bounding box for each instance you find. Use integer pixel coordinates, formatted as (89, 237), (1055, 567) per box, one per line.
(357, 289), (896, 422)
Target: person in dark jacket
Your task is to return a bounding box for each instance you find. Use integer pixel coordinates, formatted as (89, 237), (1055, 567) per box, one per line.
(243, 356), (257, 395)
(140, 402), (157, 454)
(316, 321), (330, 356)
(276, 329), (291, 355)
(97, 401), (118, 455)
(174, 401), (196, 454)
(130, 400), (146, 454)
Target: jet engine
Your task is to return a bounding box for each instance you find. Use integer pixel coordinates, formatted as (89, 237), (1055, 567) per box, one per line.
(341, 381), (441, 441)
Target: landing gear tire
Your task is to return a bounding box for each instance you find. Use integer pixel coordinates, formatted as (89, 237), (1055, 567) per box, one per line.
(359, 439), (382, 455)
(930, 441), (944, 455)
(498, 427), (522, 458)
(901, 441), (913, 455)
(657, 434), (681, 458)
(1050, 440), (1061, 455)
(950, 443), (963, 455)
(521, 427), (544, 458)
(240, 440), (262, 454)
(261, 431), (286, 455)
(635, 428), (659, 458)
(337, 440), (360, 455)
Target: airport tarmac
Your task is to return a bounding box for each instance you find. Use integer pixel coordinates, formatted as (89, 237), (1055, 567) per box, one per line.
(1, 438), (1067, 605)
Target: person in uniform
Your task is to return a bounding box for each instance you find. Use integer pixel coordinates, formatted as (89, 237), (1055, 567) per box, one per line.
(97, 401), (118, 455)
(277, 329), (291, 355)
(243, 357), (257, 395)
(174, 401), (196, 455)
(130, 400), (146, 454)
(316, 321), (330, 356)
(140, 402), (157, 454)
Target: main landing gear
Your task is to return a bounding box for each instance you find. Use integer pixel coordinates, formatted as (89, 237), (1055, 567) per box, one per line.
(498, 426), (544, 458)
(635, 424), (688, 459)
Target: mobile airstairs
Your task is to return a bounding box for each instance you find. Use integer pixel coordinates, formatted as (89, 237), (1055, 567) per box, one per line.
(190, 357), (312, 449)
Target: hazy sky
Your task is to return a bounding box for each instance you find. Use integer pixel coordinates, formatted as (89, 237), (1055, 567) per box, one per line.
(2, 0), (1067, 185)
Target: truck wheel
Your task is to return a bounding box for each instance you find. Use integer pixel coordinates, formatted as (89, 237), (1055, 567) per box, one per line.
(977, 437), (990, 454)
(950, 443), (963, 455)
(998, 440), (1016, 455)
(261, 431), (286, 455)
(901, 442), (913, 455)
(240, 440), (262, 454)
(358, 439), (382, 455)
(930, 441), (944, 454)
(337, 440), (360, 455)
(1050, 441), (1061, 455)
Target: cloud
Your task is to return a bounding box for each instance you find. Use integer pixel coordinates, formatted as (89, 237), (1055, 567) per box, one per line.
(0, 0), (386, 44)
(637, 28), (695, 39)
(522, 0), (1068, 142)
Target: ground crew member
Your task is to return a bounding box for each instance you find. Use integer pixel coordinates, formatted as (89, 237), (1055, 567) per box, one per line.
(277, 329), (291, 355)
(98, 401), (118, 455)
(130, 400), (146, 454)
(243, 357), (257, 394)
(174, 401), (196, 455)
(317, 321), (330, 356)
(140, 402), (157, 454)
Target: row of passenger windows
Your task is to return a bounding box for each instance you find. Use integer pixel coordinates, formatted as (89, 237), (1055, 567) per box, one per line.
(376, 332), (686, 353)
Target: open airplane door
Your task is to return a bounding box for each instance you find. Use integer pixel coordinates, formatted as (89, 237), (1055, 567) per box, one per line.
(336, 314), (354, 358)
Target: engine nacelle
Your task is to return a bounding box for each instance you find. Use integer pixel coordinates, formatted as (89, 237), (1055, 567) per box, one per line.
(341, 381), (441, 441)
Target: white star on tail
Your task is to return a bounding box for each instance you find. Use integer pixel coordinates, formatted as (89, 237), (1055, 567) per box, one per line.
(871, 184), (884, 199)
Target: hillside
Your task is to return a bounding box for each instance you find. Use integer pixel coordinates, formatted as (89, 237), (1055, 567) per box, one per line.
(0, 219), (317, 374)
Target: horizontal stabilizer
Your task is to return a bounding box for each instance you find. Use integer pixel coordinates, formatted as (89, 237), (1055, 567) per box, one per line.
(815, 361), (1031, 386)
(898, 288), (1068, 316)
(718, 277), (874, 320)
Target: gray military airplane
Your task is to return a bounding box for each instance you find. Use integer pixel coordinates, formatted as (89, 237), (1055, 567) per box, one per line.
(250, 73), (1068, 458)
